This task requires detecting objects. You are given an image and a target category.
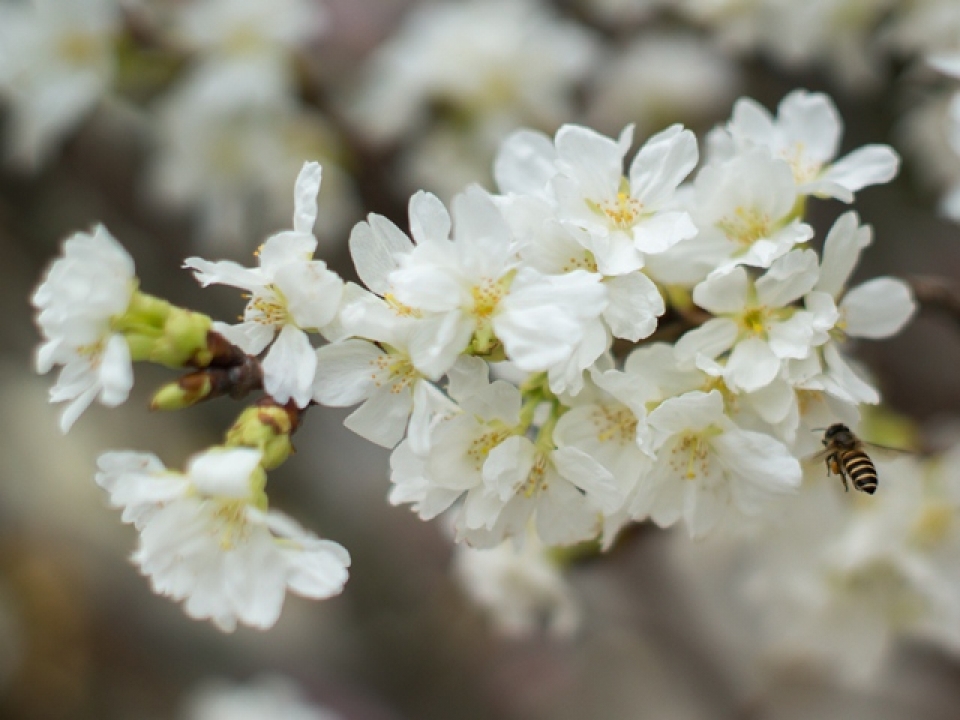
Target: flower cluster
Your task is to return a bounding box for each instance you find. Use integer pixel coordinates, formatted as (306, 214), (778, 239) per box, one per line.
(32, 89), (916, 632)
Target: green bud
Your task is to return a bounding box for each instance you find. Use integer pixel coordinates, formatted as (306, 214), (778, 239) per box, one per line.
(151, 374), (214, 411)
(117, 291), (213, 368)
(224, 403), (300, 470)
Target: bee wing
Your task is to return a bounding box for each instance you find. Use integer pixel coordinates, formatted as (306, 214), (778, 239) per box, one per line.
(804, 447), (832, 464)
(861, 441), (909, 461)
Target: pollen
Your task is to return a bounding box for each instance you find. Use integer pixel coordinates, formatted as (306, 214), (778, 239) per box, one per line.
(471, 278), (506, 319)
(715, 206), (771, 246)
(592, 406), (637, 445)
(212, 500), (250, 551)
(521, 454), (549, 498)
(466, 427), (512, 471)
(594, 188), (644, 230)
(739, 306), (769, 336)
(670, 433), (710, 480)
(370, 353), (416, 393)
(780, 143), (822, 185)
(383, 292), (421, 318)
(249, 291), (289, 326)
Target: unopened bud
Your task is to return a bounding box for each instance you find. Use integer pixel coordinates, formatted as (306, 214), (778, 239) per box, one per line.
(151, 373), (214, 411)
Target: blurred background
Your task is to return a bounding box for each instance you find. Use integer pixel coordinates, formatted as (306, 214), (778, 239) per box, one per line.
(4, 0), (960, 718)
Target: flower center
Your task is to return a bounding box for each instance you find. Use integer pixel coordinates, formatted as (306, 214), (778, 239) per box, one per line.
(212, 500), (250, 550)
(593, 186), (644, 230)
(670, 432), (712, 480)
(371, 352), (417, 394)
(592, 405), (638, 445)
(715, 206), (772, 247)
(470, 277), (509, 319)
(247, 286), (290, 326)
(739, 306), (770, 336)
(780, 143), (823, 185)
(466, 425), (513, 472)
(382, 292), (422, 318)
(521, 453), (549, 498)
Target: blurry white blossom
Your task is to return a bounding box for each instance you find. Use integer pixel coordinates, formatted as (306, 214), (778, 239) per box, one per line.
(452, 531), (580, 637)
(32, 224), (135, 432)
(97, 448), (350, 632)
(587, 33), (740, 138)
(743, 444), (960, 685)
(347, 0), (598, 195)
(0, 0), (120, 167)
(183, 675), (341, 720)
(148, 29), (356, 251)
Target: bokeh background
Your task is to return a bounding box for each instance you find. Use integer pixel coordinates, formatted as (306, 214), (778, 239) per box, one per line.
(3, 0), (960, 718)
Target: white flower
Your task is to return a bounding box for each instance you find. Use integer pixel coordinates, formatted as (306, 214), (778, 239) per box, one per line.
(631, 390), (801, 538)
(675, 250), (828, 392)
(184, 162), (343, 406)
(789, 212), (918, 407)
(313, 335), (444, 449)
(813, 212), (917, 342)
(499, 192), (665, 343)
(707, 90), (900, 202)
(184, 675), (341, 720)
(0, 0), (119, 167)
(647, 148), (812, 284)
(452, 531), (580, 637)
(32, 225), (135, 432)
(96, 447), (350, 632)
(499, 123), (698, 276)
(385, 186), (608, 389)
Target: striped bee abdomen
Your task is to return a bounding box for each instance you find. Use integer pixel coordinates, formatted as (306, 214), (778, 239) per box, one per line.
(839, 450), (878, 494)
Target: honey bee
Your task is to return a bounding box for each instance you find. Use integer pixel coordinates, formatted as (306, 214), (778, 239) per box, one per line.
(812, 423), (903, 494)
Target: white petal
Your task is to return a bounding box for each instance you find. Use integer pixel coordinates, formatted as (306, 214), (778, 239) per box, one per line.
(258, 231), (317, 272)
(820, 145), (900, 195)
(603, 272), (664, 341)
(187, 447), (262, 498)
(693, 266), (749, 314)
(815, 211), (871, 298)
(648, 390), (725, 436)
(755, 249), (819, 307)
(841, 278), (916, 339)
(313, 339), (384, 406)
(494, 129), (558, 197)
(262, 325), (318, 407)
(632, 210), (697, 255)
(629, 125), (699, 208)
(674, 318), (738, 365)
(553, 446), (622, 514)
(724, 338), (780, 392)
(97, 333), (133, 407)
(349, 215), (413, 295)
(183, 257), (263, 291)
(343, 386), (413, 448)
(292, 161), (322, 234)
(409, 190), (452, 246)
(275, 260), (343, 330)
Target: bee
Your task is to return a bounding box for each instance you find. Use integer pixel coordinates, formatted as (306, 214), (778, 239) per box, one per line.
(812, 423), (902, 494)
